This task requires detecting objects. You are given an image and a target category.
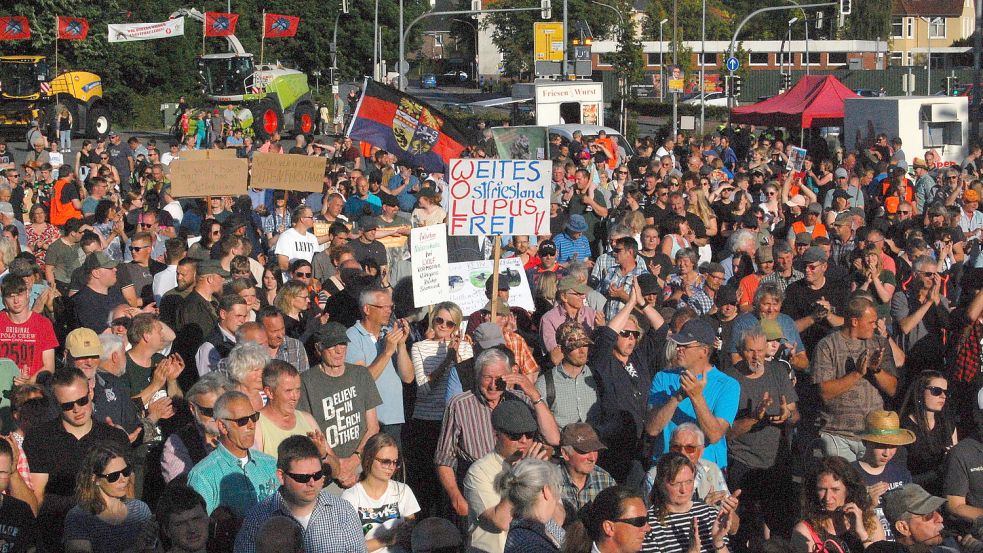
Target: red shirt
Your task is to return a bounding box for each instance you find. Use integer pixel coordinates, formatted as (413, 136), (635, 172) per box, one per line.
(0, 311), (58, 377)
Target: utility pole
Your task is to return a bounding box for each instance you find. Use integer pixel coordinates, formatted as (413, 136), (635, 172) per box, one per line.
(671, 0), (678, 137)
(972, 0), (982, 139)
(563, 0), (569, 79)
(699, 0), (705, 134)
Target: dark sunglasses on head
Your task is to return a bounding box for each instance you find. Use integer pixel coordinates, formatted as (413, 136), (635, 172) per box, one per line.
(612, 516), (648, 528)
(670, 443), (699, 454)
(506, 431), (536, 441)
(60, 395), (90, 411)
(98, 465), (133, 483)
(927, 386), (948, 397)
(619, 330), (641, 339)
(285, 470), (326, 483)
(223, 412), (260, 426)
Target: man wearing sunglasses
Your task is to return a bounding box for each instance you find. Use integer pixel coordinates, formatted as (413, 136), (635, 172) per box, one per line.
(236, 435), (366, 553)
(187, 390), (278, 518)
(22, 368), (130, 549)
(161, 372), (228, 484)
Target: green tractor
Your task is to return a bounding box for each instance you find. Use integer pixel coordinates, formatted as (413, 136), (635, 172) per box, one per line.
(174, 9), (317, 140)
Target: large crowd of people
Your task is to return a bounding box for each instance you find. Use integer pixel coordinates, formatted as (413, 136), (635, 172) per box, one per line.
(0, 105), (980, 553)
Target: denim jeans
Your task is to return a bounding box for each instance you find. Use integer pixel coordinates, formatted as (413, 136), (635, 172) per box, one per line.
(60, 130), (71, 151)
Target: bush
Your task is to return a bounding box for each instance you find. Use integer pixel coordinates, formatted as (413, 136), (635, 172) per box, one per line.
(626, 99), (731, 120)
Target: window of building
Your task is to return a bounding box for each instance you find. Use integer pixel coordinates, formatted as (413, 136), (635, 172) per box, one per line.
(892, 17), (904, 38)
(828, 52), (847, 65)
(803, 52), (821, 65)
(748, 52), (769, 66)
(646, 53), (666, 66)
(699, 53), (717, 66)
(597, 54), (615, 67)
(928, 17), (945, 39)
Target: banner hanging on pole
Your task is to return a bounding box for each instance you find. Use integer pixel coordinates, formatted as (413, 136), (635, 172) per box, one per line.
(263, 13), (300, 38)
(107, 18), (184, 42)
(0, 16), (31, 40)
(204, 12), (238, 37)
(57, 16), (89, 40)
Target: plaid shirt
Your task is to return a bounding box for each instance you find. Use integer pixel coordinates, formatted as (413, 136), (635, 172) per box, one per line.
(261, 209), (292, 237)
(953, 319), (983, 384)
(598, 263), (649, 321)
(664, 273), (714, 316)
(759, 269), (805, 296)
(276, 336), (310, 372)
(830, 234), (856, 267)
(234, 489), (367, 553)
(560, 463), (617, 514)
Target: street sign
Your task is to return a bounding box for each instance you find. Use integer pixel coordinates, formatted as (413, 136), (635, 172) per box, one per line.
(534, 22), (564, 62)
(726, 57), (740, 72)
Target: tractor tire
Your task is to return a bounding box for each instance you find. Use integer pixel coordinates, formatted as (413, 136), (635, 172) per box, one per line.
(293, 102), (317, 138)
(253, 99), (282, 141)
(84, 105), (111, 138)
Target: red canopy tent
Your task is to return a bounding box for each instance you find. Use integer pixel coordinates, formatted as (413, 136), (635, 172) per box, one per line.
(730, 75), (859, 129)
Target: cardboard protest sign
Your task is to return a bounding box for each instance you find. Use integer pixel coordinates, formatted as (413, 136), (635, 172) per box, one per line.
(411, 224), (450, 308)
(169, 158), (249, 197)
(174, 149), (239, 161)
(787, 147), (807, 172)
(448, 257), (534, 315)
(446, 158), (550, 236)
(250, 152), (326, 193)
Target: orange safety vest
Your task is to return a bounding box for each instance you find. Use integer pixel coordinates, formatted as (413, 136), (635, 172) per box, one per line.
(49, 177), (82, 226)
(791, 220), (828, 238)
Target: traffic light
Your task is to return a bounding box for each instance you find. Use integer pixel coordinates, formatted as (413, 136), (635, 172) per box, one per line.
(342, 0), (349, 14)
(839, 0), (851, 15)
(541, 0), (551, 19)
(733, 75), (743, 97)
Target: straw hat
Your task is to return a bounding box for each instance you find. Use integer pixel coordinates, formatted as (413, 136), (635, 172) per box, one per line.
(858, 410), (915, 446)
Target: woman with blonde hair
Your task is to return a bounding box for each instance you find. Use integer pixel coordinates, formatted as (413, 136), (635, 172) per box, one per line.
(227, 341), (272, 411)
(412, 188), (446, 227)
(64, 442), (157, 553)
(407, 301), (473, 515)
(274, 279), (317, 345)
(850, 244), (896, 306)
(58, 108), (73, 153)
(687, 187), (718, 238)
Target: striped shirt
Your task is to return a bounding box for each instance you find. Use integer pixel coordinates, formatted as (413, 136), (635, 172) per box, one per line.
(434, 390), (529, 472)
(411, 339), (474, 421)
(641, 501), (724, 553)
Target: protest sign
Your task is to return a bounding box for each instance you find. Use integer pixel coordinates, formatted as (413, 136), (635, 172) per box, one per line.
(411, 224), (450, 308)
(448, 257), (535, 316)
(787, 147), (807, 172)
(174, 149), (238, 161)
(447, 158), (550, 236)
(169, 158), (249, 197)
(250, 152), (327, 193)
(490, 127), (548, 160)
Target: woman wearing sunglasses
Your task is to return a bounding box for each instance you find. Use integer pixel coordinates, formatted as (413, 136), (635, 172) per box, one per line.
(407, 301), (472, 516)
(341, 433), (420, 552)
(64, 442), (158, 553)
(898, 371), (956, 496)
(642, 452), (733, 553)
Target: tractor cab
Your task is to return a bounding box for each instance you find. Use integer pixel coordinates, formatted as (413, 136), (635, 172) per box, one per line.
(196, 53), (254, 99)
(0, 56), (51, 99)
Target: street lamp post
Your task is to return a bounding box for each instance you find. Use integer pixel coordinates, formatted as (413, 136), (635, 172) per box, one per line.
(700, 0), (705, 134)
(921, 17), (933, 95)
(786, 17), (798, 90)
(671, 0), (678, 137)
(804, 16), (810, 74)
(659, 18), (668, 100)
(453, 18), (479, 86)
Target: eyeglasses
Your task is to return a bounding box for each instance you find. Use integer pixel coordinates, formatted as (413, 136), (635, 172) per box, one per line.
(369, 303), (394, 310)
(59, 395), (90, 411)
(375, 458), (401, 469)
(138, 222), (155, 228)
(293, 272), (311, 277)
(611, 248), (624, 254)
(540, 251), (556, 257)
(505, 431), (536, 441)
(433, 316), (456, 328)
(285, 470), (326, 483)
(927, 386), (948, 397)
(617, 170), (630, 175)
(670, 443), (700, 454)
(194, 403), (215, 417)
(612, 516), (649, 528)
(222, 412), (260, 426)
(919, 271), (938, 277)
(98, 465), (133, 483)
(899, 210), (911, 214)
(619, 330), (641, 339)
(129, 245), (150, 252)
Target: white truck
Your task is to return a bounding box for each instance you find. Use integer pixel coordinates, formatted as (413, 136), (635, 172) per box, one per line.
(843, 96), (968, 168)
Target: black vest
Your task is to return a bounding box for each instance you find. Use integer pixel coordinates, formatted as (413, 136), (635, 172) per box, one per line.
(204, 328), (236, 360)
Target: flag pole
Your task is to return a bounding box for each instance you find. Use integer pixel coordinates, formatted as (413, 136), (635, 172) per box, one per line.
(54, 16), (59, 76)
(260, 11), (266, 65)
(202, 14), (206, 56)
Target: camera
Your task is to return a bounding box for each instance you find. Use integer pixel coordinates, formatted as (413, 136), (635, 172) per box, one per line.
(495, 377), (507, 391)
(812, 304), (829, 319)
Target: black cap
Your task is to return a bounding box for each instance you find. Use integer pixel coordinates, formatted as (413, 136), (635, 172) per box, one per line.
(538, 239), (557, 255)
(670, 319), (716, 346)
(715, 286), (738, 307)
(491, 400), (538, 435)
(317, 322), (350, 350)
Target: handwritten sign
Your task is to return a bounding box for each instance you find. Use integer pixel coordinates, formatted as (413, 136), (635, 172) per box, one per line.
(169, 158), (249, 197)
(411, 224), (450, 308)
(447, 158), (550, 236)
(448, 257), (535, 316)
(250, 152), (326, 193)
(174, 149), (238, 161)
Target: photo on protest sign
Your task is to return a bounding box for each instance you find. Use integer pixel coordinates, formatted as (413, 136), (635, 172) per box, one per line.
(250, 152), (327, 193)
(490, 127), (548, 160)
(411, 224), (449, 308)
(446, 158), (550, 236)
(448, 257), (535, 316)
(169, 158), (249, 197)
(787, 146), (807, 172)
(174, 149), (239, 161)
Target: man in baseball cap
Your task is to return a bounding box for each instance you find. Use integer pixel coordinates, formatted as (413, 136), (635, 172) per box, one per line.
(881, 484), (947, 549)
(558, 422), (614, 516)
(647, 318), (740, 470)
(538, 320), (598, 428)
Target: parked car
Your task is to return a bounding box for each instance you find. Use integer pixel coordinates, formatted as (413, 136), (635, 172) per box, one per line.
(420, 74), (437, 89)
(547, 124), (636, 158)
(680, 91), (733, 107)
(439, 70), (469, 85)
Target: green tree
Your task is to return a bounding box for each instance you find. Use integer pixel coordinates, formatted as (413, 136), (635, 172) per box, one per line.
(484, 0), (619, 78)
